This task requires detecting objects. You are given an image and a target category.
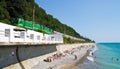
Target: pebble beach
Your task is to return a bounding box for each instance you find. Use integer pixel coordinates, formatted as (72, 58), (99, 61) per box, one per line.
(32, 43), (95, 69)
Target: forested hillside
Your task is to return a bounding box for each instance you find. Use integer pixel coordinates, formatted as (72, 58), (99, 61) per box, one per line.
(0, 0), (93, 42)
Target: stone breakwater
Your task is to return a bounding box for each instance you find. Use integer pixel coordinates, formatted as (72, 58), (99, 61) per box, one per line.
(0, 43), (96, 69)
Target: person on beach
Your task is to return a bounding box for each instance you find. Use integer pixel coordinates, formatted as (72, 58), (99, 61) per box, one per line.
(72, 52), (77, 60)
(91, 52), (93, 55)
(74, 54), (77, 60)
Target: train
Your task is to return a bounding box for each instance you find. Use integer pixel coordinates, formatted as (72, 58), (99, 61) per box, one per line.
(12, 18), (54, 34)
(0, 19), (63, 45)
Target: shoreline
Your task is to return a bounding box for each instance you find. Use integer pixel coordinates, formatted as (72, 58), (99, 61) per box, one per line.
(32, 43), (96, 69)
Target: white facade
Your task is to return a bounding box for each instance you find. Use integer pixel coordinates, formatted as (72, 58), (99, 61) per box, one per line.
(0, 22), (63, 45)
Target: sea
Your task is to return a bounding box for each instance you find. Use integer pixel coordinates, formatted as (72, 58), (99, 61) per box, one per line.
(78, 43), (120, 69)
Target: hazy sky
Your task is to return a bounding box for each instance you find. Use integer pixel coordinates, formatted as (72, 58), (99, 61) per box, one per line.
(35, 0), (120, 42)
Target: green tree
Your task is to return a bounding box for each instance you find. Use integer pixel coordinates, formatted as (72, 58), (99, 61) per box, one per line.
(0, 0), (93, 43)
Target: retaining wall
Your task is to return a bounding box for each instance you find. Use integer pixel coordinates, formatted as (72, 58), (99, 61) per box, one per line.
(0, 43), (95, 69)
(0, 44), (57, 69)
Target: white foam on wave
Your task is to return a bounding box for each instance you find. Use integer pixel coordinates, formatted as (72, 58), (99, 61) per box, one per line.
(87, 55), (94, 62)
(87, 45), (98, 62)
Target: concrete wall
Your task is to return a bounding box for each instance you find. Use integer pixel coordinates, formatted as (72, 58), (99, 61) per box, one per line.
(0, 44), (57, 69)
(0, 43), (95, 69)
(0, 46), (17, 69)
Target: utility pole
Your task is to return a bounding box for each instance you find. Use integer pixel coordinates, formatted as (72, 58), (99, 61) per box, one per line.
(32, 5), (35, 30)
(64, 25), (66, 35)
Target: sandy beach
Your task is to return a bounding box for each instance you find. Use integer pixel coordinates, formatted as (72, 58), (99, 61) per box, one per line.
(32, 43), (95, 69)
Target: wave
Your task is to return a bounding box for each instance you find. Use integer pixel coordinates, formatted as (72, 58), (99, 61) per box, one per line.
(87, 46), (98, 62)
(87, 56), (94, 62)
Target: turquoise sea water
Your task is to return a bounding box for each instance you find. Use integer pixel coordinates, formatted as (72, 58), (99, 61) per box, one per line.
(95, 43), (120, 69)
(78, 43), (120, 69)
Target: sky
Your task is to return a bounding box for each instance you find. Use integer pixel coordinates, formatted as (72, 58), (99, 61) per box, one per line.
(35, 0), (120, 42)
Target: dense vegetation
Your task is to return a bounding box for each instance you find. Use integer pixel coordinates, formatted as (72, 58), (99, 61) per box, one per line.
(0, 0), (94, 43)
(64, 37), (94, 44)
